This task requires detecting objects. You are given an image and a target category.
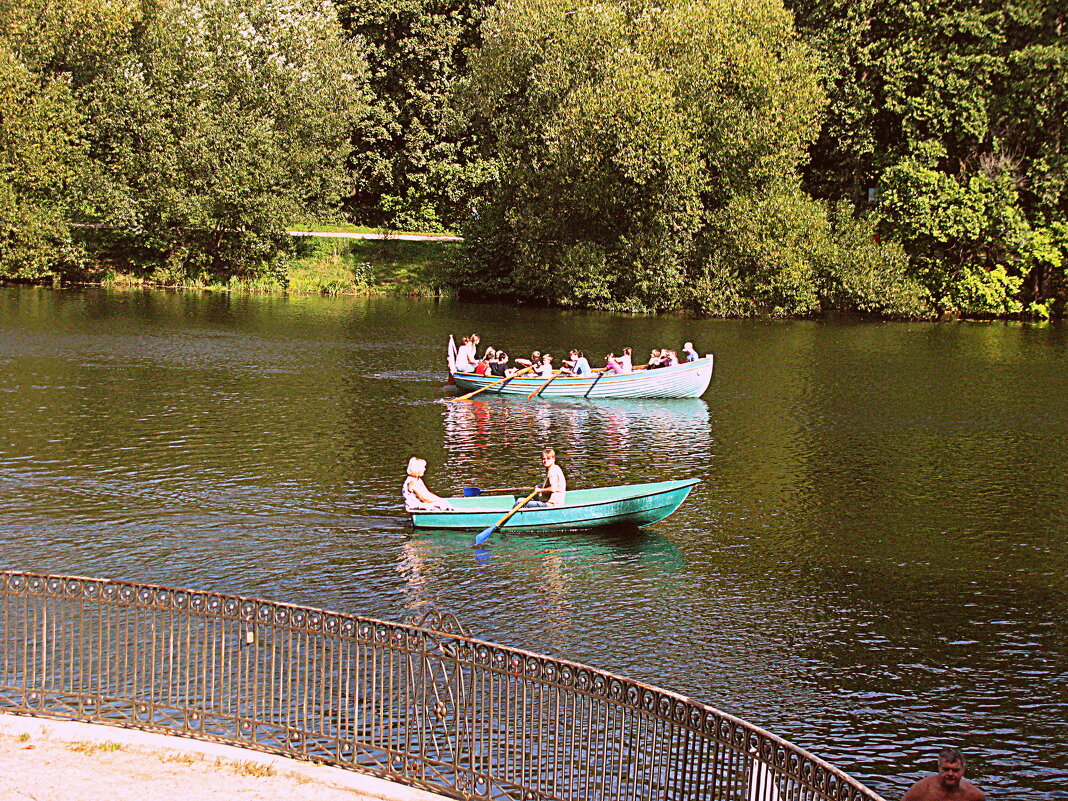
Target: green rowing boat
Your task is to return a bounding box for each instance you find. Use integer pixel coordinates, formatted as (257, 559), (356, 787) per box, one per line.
(408, 479), (699, 532)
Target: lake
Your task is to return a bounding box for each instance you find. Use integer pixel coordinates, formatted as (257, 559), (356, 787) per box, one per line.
(0, 285), (1064, 799)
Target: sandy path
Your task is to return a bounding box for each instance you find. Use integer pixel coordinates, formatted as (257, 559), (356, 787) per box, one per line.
(0, 714), (445, 801)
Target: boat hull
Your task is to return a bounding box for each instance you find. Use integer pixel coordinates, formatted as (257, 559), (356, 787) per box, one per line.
(451, 357), (713, 399)
(410, 479), (699, 532)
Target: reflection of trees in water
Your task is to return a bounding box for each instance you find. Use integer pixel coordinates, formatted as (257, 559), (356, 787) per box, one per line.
(442, 398), (712, 480)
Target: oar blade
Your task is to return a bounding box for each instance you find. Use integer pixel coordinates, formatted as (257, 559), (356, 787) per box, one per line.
(473, 486), (540, 546)
(473, 524), (497, 546)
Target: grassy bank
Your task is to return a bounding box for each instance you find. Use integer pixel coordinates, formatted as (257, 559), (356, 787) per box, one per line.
(95, 232), (462, 297)
(287, 235), (459, 297)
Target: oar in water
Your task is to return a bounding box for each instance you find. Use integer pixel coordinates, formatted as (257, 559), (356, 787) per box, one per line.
(463, 486), (528, 497)
(450, 365), (535, 402)
(582, 367), (609, 398)
(526, 370), (562, 401)
(473, 488), (541, 546)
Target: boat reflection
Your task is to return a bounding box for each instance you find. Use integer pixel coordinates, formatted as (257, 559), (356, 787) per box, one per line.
(442, 397), (712, 477)
(406, 522), (686, 561)
(397, 525), (687, 637)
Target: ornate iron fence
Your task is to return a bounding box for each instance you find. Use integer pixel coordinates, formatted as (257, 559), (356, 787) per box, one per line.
(0, 571), (885, 801)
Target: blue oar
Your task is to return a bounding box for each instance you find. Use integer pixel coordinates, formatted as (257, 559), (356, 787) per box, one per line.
(473, 488), (541, 546)
(463, 486), (527, 497)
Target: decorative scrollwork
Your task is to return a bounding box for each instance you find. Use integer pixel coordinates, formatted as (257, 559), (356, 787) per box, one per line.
(0, 571), (885, 801)
(406, 608), (470, 638)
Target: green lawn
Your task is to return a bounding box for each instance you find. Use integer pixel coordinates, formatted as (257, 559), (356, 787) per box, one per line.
(287, 235), (461, 297)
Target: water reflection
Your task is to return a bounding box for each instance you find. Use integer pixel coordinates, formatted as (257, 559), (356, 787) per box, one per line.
(2, 288), (1066, 801)
(397, 526), (687, 649)
(442, 397), (713, 484)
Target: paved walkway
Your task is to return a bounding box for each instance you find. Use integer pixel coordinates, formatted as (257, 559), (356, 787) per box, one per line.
(0, 714), (447, 801)
(286, 231), (463, 242)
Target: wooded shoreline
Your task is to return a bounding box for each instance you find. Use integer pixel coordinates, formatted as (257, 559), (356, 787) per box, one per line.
(2, 0), (1064, 319)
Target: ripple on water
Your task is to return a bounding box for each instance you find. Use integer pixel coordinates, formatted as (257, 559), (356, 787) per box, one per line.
(1, 288), (1066, 801)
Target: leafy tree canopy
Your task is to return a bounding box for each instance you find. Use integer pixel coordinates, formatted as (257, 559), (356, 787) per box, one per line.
(79, 0), (373, 278)
(452, 0), (886, 315)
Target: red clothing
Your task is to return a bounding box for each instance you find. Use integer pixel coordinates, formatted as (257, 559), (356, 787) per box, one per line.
(474, 361), (490, 375)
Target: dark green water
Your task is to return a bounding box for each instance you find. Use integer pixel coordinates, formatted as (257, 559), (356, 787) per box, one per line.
(1, 285), (1065, 799)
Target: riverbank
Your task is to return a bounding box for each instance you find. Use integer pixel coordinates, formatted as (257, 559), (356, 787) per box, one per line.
(70, 228), (462, 298)
(285, 230), (460, 296)
(0, 714), (446, 801)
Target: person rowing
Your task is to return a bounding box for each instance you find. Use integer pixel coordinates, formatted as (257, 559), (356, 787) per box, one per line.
(525, 448), (566, 507)
(535, 353), (554, 378)
(562, 349), (591, 376)
(515, 349), (542, 368)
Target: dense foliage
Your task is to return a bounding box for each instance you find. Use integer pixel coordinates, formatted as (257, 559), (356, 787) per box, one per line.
(335, 0), (493, 231)
(1, 0), (369, 282)
(0, 0), (1063, 317)
(789, 0), (1067, 317)
(447, 0), (928, 315)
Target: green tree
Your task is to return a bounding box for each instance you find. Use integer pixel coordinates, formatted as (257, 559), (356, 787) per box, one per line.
(0, 43), (84, 279)
(880, 150), (1029, 315)
(457, 0), (852, 314)
(79, 0), (371, 280)
(0, 0), (127, 279)
(336, 0), (493, 230)
(789, 0), (1066, 315)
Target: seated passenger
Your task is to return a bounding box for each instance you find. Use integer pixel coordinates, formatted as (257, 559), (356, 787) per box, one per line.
(683, 342), (699, 362)
(647, 349), (662, 369)
(454, 336), (476, 372)
(604, 353), (625, 374)
(402, 457), (454, 511)
(474, 356), (491, 375)
(662, 349), (679, 367)
(489, 352), (510, 377)
(536, 354), (554, 378)
(563, 349), (591, 376)
(620, 347), (633, 373)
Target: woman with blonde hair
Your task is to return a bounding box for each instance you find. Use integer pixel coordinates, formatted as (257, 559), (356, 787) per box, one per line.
(402, 458), (454, 511)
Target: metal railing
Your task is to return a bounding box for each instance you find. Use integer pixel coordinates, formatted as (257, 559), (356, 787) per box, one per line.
(0, 571), (885, 801)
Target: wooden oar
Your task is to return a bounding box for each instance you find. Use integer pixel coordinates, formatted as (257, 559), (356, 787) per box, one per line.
(473, 488), (541, 546)
(450, 365), (535, 402)
(526, 370), (562, 401)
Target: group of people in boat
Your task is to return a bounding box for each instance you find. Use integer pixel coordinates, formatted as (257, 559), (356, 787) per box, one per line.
(454, 333), (703, 379)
